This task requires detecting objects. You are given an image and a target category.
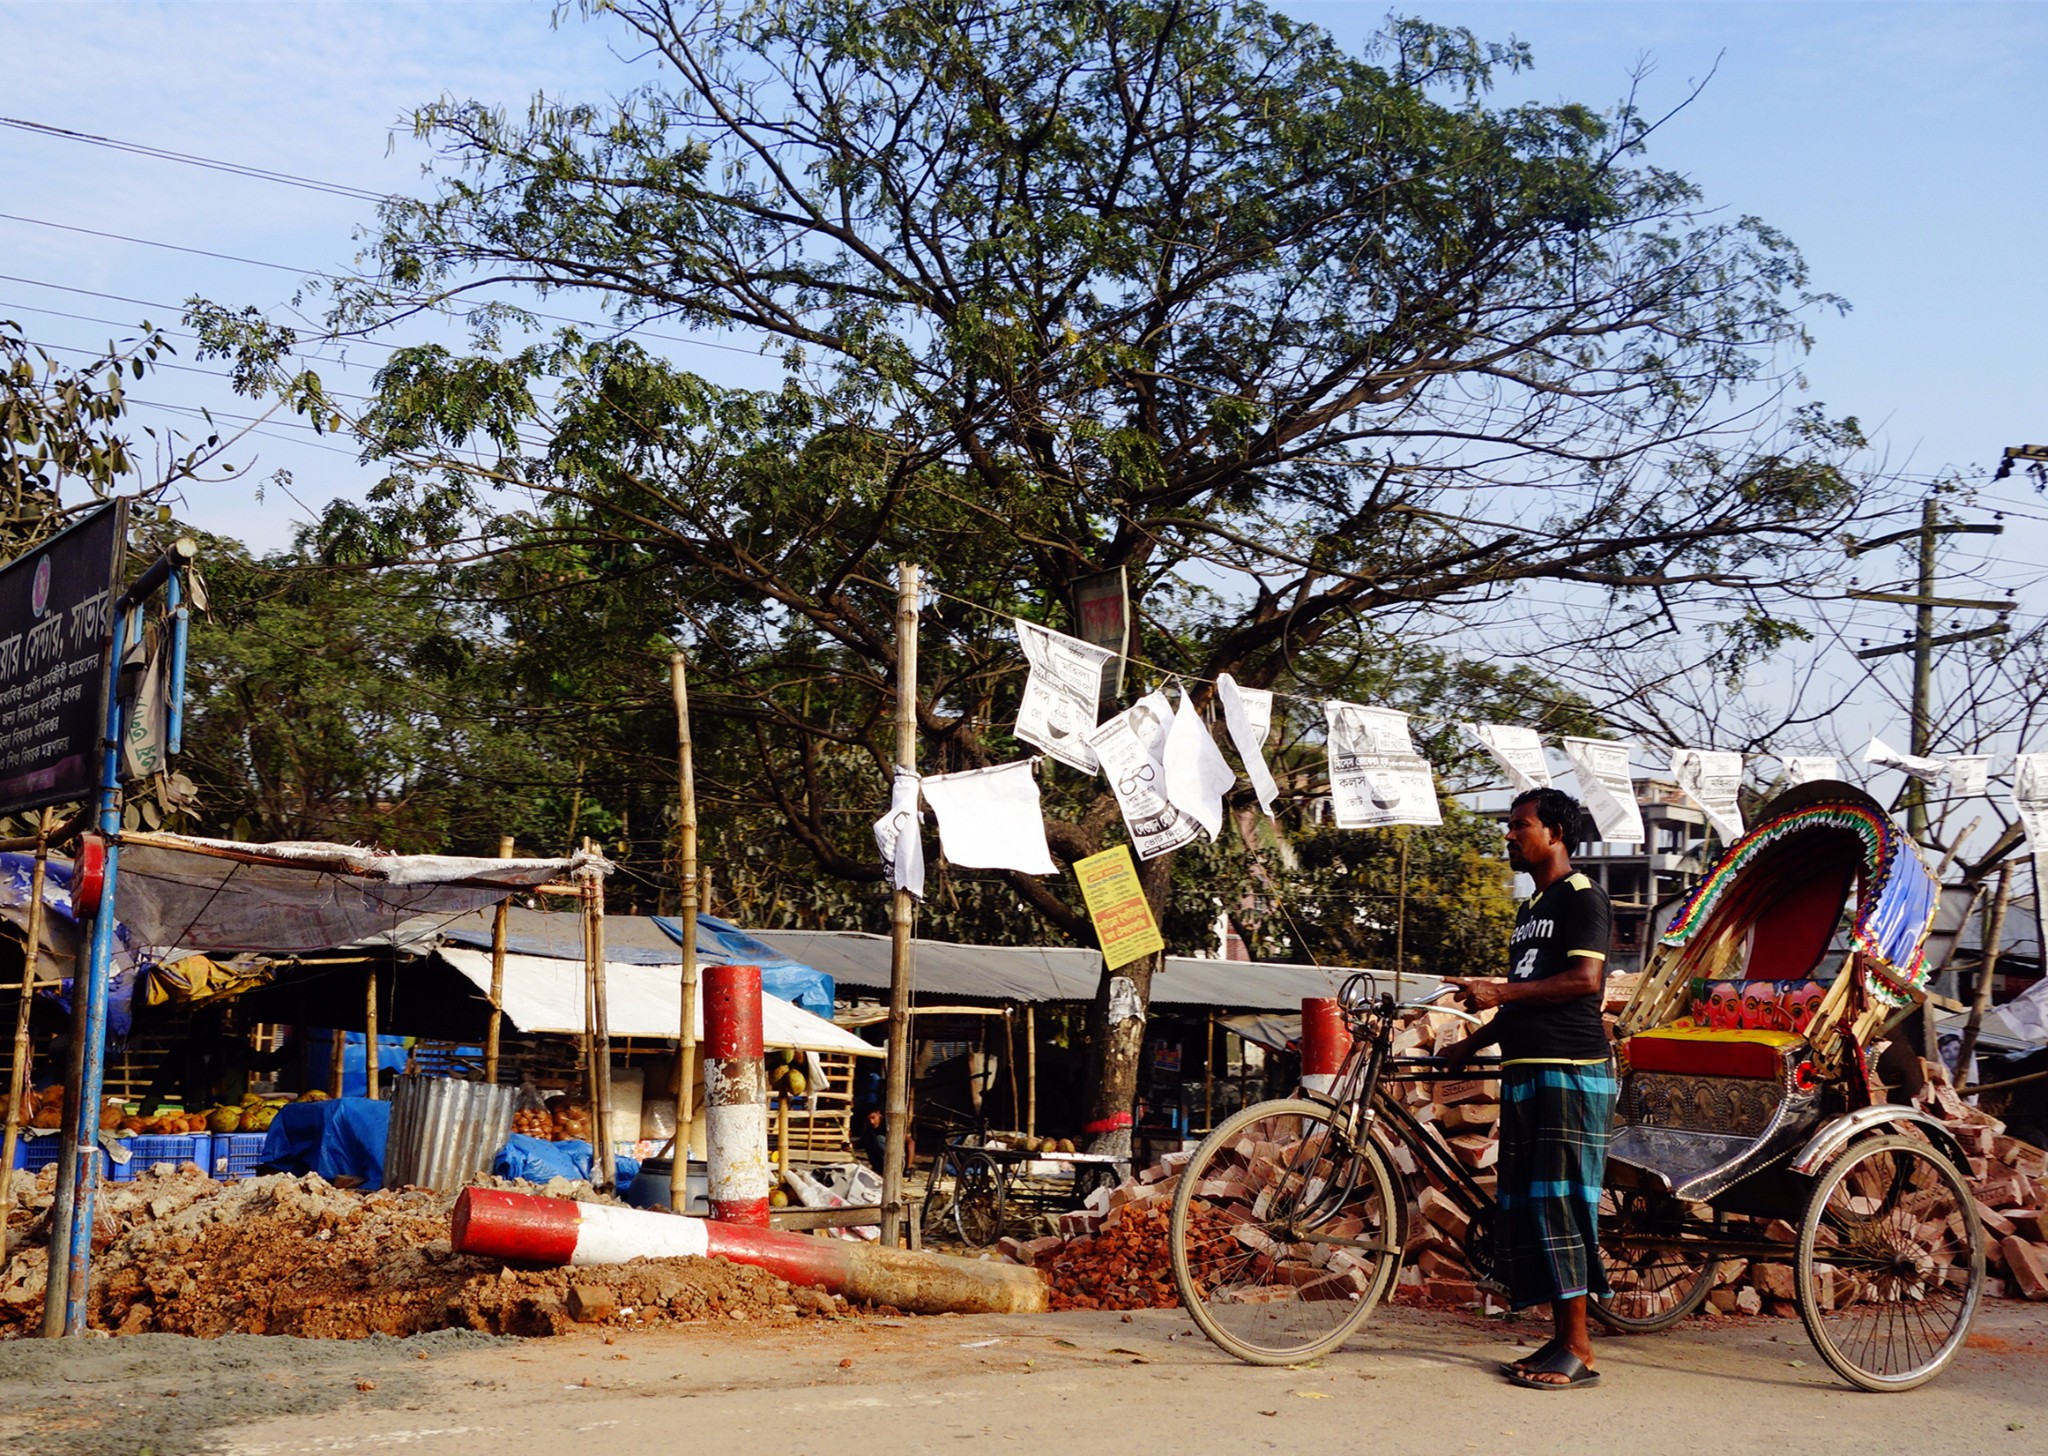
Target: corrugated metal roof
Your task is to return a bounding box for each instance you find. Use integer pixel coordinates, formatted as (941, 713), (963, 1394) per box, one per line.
(411, 910), (1393, 1013)
(748, 928), (1385, 1012)
(749, 929), (1102, 1003)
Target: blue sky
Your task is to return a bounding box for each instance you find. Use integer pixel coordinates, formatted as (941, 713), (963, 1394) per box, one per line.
(2, 1), (2044, 796)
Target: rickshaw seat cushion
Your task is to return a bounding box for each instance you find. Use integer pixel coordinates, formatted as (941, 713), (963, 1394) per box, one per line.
(1625, 1026), (1802, 1079)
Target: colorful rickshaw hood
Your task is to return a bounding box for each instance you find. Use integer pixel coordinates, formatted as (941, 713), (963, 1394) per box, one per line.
(1658, 780), (1940, 1007)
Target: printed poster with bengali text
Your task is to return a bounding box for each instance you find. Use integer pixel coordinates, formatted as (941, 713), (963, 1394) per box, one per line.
(1014, 619), (1114, 772)
(1073, 844), (1164, 972)
(1323, 701), (1441, 829)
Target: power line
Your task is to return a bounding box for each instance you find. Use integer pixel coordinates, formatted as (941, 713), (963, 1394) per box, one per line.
(0, 115), (393, 203)
(0, 212), (774, 362)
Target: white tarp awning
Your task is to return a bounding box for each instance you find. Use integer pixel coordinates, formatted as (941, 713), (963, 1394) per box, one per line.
(112, 833), (606, 953)
(438, 947), (879, 1057)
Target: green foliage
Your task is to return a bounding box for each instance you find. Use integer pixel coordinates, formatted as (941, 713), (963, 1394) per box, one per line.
(189, 0), (1880, 955)
(0, 319), (222, 560)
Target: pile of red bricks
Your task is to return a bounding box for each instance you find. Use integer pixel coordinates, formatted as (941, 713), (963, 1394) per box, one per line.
(1914, 1067), (2048, 1300)
(994, 1153), (1190, 1310)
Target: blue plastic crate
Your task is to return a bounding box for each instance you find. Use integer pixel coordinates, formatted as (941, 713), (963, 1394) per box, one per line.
(108, 1133), (212, 1181)
(11, 1136), (105, 1178)
(212, 1132), (269, 1180)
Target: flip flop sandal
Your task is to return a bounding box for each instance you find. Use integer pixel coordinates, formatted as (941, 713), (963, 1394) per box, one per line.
(1506, 1346), (1600, 1391)
(1498, 1339), (1562, 1377)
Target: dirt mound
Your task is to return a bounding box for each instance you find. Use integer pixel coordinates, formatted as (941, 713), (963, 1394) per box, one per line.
(2, 1167), (848, 1339)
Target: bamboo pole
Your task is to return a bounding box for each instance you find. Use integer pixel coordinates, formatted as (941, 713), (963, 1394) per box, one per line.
(880, 561), (921, 1247)
(671, 650), (699, 1205)
(1202, 1014), (1215, 1132)
(1, 810), (53, 1265)
(1002, 1006), (1019, 1130)
(1024, 1003), (1037, 1139)
(328, 1028), (346, 1099)
(1953, 861), (2014, 1090)
(584, 846), (616, 1191)
(364, 963), (381, 1100)
(484, 835), (514, 1084)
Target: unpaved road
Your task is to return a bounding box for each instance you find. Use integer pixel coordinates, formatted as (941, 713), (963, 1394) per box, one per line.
(6, 1301), (2046, 1456)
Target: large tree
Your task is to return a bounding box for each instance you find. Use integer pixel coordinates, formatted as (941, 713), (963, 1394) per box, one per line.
(198, 0), (1880, 1147)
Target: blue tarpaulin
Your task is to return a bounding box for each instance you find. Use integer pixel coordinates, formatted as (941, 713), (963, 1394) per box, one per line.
(650, 914), (836, 1019)
(492, 1134), (638, 1188)
(305, 1031), (411, 1100)
(260, 1098), (392, 1189)
(1, 851), (146, 1039)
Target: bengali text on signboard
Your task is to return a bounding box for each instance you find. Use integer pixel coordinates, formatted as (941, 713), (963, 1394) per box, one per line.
(0, 501), (125, 813)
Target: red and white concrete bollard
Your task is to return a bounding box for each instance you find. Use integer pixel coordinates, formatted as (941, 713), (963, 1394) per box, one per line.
(704, 962), (772, 1226)
(451, 1187), (1047, 1314)
(1299, 996), (1352, 1098)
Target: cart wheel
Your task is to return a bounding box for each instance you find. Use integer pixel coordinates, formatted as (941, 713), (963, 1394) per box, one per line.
(952, 1152), (1005, 1248)
(1591, 1188), (1716, 1333)
(1795, 1133), (1984, 1392)
(1168, 1098), (1399, 1366)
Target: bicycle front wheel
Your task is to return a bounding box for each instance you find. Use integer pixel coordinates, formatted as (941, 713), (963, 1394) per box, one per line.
(1169, 1098), (1401, 1365)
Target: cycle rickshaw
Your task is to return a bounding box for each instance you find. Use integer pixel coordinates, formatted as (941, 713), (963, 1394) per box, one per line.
(1169, 780), (1986, 1391)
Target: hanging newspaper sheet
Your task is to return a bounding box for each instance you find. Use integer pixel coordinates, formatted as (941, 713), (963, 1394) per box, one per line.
(1864, 735), (1947, 782)
(1070, 568), (1130, 704)
(1466, 722), (1551, 793)
(0, 500), (126, 814)
(1163, 690), (1234, 840)
(1942, 755), (1990, 797)
(919, 760), (1057, 875)
(871, 767), (925, 898)
(1779, 755), (1839, 786)
(1669, 748), (1746, 844)
(1561, 736), (1644, 845)
(2014, 754), (2048, 913)
(1323, 702), (1441, 829)
(1216, 673), (1280, 816)
(1013, 619), (1114, 772)
(1073, 844), (1164, 971)
(1087, 702), (1203, 860)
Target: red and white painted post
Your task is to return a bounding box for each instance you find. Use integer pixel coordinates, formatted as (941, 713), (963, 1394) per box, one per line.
(703, 962), (771, 1225)
(1299, 996), (1352, 1098)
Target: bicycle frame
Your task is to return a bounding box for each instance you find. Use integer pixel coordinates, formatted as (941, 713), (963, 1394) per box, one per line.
(1305, 989), (1502, 1227)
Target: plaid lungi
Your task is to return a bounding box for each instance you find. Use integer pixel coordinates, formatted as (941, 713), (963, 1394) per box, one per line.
(1495, 1061), (1617, 1309)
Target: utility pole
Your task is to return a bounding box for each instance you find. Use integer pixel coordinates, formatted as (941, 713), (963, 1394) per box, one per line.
(880, 562), (921, 1247)
(1847, 490), (2009, 843)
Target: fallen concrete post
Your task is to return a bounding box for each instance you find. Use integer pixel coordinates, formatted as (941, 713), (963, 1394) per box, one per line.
(451, 1187), (1047, 1315)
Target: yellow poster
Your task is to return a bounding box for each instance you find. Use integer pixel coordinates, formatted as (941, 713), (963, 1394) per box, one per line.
(1074, 845), (1165, 971)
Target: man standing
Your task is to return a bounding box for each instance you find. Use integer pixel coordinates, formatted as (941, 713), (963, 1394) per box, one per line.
(1445, 786), (1615, 1391)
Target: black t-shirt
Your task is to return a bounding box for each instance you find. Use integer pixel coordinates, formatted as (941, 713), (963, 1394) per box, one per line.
(1488, 871), (1613, 1062)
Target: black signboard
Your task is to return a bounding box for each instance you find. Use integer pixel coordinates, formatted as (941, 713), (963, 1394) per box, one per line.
(0, 500), (126, 814)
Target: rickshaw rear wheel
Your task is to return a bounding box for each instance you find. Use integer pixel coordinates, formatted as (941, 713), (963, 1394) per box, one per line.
(1590, 1187), (1716, 1333)
(1795, 1133), (1984, 1392)
(1169, 1099), (1400, 1365)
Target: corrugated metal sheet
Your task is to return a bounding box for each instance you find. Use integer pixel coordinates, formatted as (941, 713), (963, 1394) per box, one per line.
(406, 909), (1391, 1013)
(748, 929), (1383, 1012)
(385, 1075), (518, 1191)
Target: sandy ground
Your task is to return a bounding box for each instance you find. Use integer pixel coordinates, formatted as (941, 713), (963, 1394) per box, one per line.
(4, 1298), (2044, 1456)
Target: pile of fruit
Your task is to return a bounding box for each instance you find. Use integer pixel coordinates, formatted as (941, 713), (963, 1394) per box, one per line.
(14, 1086), (330, 1138)
(16, 1084), (65, 1130)
(767, 1051), (810, 1098)
(511, 1094), (594, 1142)
(986, 1131), (1079, 1154)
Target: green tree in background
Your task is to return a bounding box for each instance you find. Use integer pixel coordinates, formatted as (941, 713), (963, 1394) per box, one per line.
(197, 0), (1879, 1146)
